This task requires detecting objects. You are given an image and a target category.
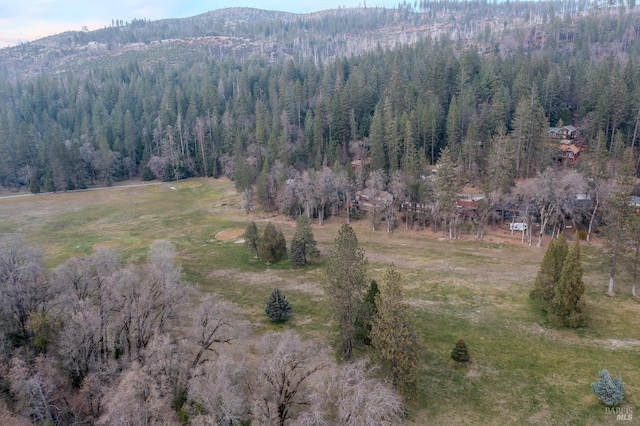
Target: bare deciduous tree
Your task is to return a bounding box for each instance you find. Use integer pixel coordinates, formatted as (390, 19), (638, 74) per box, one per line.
(58, 299), (102, 386)
(188, 352), (251, 425)
(277, 169), (301, 216)
(313, 167), (337, 225)
(0, 234), (52, 345)
(294, 359), (404, 426)
(0, 398), (30, 426)
(108, 240), (188, 363)
(523, 169), (587, 247)
(253, 330), (327, 426)
(97, 362), (178, 426)
(8, 355), (69, 425)
(52, 248), (120, 362)
(190, 295), (240, 369)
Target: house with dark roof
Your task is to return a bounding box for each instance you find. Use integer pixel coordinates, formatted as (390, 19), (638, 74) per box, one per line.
(548, 125), (577, 141)
(548, 127), (562, 139)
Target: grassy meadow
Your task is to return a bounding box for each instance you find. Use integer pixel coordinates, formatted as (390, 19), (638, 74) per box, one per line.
(0, 177), (638, 425)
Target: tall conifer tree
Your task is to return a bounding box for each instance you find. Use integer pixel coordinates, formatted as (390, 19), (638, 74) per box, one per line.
(354, 279), (379, 346)
(289, 215), (319, 267)
(244, 221), (260, 258)
(530, 235), (569, 309)
(549, 238), (586, 328)
(371, 264), (421, 391)
(324, 223), (368, 361)
(258, 222), (286, 264)
(603, 148), (636, 295)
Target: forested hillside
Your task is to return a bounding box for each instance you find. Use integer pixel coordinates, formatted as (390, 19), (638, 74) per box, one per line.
(0, 1), (639, 200)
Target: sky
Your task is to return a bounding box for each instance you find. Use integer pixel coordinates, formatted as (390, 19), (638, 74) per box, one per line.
(0, 0), (387, 48)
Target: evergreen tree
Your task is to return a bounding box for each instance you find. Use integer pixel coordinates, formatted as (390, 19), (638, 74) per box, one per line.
(265, 288), (292, 322)
(530, 235), (569, 309)
(256, 161), (272, 211)
(324, 223), (368, 361)
(484, 129), (515, 200)
(289, 215), (319, 267)
(369, 102), (387, 172)
(591, 369), (624, 406)
(371, 264), (421, 391)
(445, 95), (461, 162)
(602, 148), (636, 295)
(289, 238), (306, 269)
(383, 98), (400, 173)
(29, 176), (41, 194)
(274, 225), (287, 261)
(258, 222), (286, 264)
(510, 91), (546, 179)
(233, 157), (253, 193)
(354, 279), (379, 346)
(433, 146), (462, 237)
(451, 339), (470, 364)
(243, 221), (260, 258)
(548, 238), (586, 328)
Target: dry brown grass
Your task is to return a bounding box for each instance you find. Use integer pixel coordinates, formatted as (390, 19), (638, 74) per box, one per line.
(214, 228), (245, 242)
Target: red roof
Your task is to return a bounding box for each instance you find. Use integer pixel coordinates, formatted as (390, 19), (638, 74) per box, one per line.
(456, 200), (478, 209)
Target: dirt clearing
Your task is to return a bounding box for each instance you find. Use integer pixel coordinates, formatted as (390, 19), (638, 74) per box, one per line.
(215, 228), (245, 242)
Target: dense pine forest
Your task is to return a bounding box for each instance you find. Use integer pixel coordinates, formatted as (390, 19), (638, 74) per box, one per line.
(1, 1), (639, 200)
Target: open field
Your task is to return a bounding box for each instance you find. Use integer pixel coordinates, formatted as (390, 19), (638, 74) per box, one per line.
(1, 177), (638, 425)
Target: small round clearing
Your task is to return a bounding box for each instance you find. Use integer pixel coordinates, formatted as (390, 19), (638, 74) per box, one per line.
(214, 228), (245, 242)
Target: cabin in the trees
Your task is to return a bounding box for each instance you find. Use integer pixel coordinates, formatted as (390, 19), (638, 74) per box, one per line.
(548, 125), (577, 141)
(548, 127), (563, 139)
(562, 125), (577, 140)
(350, 158), (370, 175)
(548, 124), (584, 166)
(353, 189), (392, 211)
(455, 199), (478, 218)
(558, 143), (582, 166)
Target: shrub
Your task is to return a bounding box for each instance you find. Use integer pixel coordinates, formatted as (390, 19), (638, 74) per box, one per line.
(591, 369), (624, 406)
(451, 339), (470, 364)
(265, 288), (292, 322)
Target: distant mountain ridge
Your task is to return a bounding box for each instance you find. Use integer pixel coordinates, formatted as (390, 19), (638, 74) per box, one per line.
(0, 4), (546, 78)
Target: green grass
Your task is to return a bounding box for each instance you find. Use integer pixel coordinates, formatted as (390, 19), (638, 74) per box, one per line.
(1, 177), (638, 425)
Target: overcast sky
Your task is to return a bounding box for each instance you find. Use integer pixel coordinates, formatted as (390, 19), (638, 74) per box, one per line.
(0, 0), (389, 48)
